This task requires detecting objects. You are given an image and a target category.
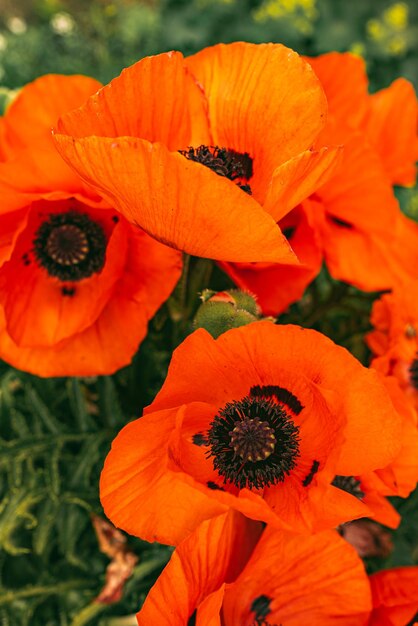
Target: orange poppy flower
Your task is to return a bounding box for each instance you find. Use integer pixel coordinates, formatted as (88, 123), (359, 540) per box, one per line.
(137, 511), (372, 625)
(367, 280), (418, 409)
(370, 567), (418, 626)
(100, 322), (402, 545)
(53, 43), (341, 264)
(0, 74), (182, 376)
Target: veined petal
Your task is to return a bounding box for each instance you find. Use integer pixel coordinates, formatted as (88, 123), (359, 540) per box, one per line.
(186, 42), (328, 202)
(57, 51), (210, 149)
(307, 52), (369, 128)
(1, 74), (102, 157)
(54, 135), (298, 263)
(219, 199), (325, 315)
(195, 588), (224, 626)
(263, 146), (342, 222)
(100, 407), (227, 545)
(137, 511), (261, 625)
(223, 528), (371, 625)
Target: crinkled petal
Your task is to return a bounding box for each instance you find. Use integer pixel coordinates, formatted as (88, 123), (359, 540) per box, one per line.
(137, 511), (261, 625)
(100, 407), (227, 545)
(54, 135), (297, 263)
(186, 42), (328, 203)
(263, 146), (342, 222)
(223, 528), (371, 625)
(57, 51), (210, 149)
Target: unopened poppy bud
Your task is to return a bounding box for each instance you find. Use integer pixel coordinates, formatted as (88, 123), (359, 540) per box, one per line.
(194, 289), (261, 338)
(200, 288), (260, 313)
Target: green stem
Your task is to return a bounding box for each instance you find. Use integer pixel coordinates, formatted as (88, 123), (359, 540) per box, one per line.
(178, 253), (191, 313)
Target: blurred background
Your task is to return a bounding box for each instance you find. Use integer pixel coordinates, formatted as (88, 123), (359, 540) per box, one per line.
(0, 0), (416, 90)
(0, 1), (417, 625)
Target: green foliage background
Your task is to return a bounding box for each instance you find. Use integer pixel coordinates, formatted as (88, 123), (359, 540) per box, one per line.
(0, 1), (417, 624)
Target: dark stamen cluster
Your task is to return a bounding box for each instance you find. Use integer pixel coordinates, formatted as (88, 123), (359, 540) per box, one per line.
(179, 145), (253, 194)
(250, 596), (281, 626)
(409, 358), (418, 389)
(207, 395), (300, 490)
(34, 211), (107, 282)
(332, 475), (365, 500)
(250, 385), (304, 415)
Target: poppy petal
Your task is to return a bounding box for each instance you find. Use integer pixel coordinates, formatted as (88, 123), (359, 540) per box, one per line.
(53, 135), (297, 263)
(136, 511), (260, 625)
(100, 407), (227, 545)
(195, 588), (224, 626)
(307, 52), (369, 128)
(322, 215), (417, 291)
(263, 146), (342, 222)
(0, 148), (102, 206)
(186, 42), (328, 203)
(1, 74), (102, 157)
(359, 485), (400, 529)
(220, 199), (325, 315)
(370, 567), (418, 626)
(222, 528), (372, 625)
(318, 133), (399, 234)
(57, 51), (210, 149)
(365, 78), (417, 186)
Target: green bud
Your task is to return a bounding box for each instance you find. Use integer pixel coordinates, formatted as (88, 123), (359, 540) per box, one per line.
(227, 288), (260, 316)
(194, 300), (257, 338)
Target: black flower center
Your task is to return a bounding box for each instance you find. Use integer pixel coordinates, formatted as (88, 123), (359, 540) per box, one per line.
(332, 475), (364, 500)
(409, 358), (418, 389)
(179, 145), (253, 194)
(207, 395), (300, 490)
(34, 211), (107, 281)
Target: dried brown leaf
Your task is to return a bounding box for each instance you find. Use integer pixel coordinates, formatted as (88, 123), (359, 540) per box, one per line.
(91, 514), (138, 604)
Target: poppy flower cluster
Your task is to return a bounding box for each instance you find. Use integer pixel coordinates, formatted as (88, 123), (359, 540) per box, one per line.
(1, 39), (418, 623)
